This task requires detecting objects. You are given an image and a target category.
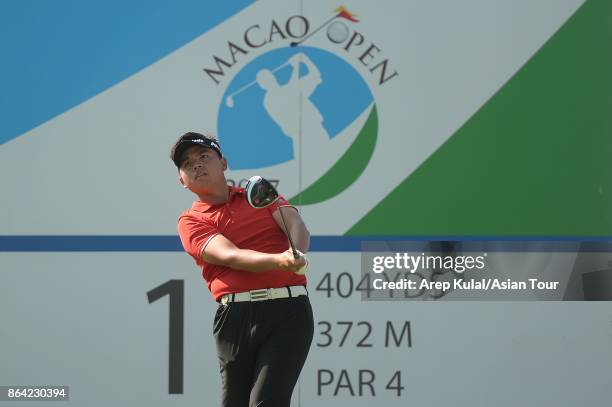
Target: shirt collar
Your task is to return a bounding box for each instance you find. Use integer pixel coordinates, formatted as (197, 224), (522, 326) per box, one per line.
(191, 186), (244, 212)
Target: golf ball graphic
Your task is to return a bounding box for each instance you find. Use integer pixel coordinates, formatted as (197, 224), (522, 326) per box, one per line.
(327, 21), (349, 43)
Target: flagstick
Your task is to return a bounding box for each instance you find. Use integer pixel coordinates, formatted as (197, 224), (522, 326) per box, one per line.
(290, 15), (337, 47)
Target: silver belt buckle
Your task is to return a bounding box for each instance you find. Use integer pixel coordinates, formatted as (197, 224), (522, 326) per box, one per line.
(249, 288), (270, 301)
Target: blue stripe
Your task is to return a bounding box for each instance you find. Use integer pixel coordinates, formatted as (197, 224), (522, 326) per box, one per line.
(1, 236), (611, 252)
(0, 0), (255, 144)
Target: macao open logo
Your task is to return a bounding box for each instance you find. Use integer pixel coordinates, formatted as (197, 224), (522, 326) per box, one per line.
(203, 7), (398, 205)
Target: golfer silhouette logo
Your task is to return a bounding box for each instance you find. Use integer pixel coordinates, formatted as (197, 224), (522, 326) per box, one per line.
(217, 46), (378, 203)
(255, 53), (329, 159)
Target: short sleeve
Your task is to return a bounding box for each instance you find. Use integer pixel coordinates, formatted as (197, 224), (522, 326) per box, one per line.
(177, 214), (219, 262)
(267, 193), (298, 215)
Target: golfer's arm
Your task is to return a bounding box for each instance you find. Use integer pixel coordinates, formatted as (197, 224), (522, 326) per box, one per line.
(273, 206), (310, 253)
(290, 63), (300, 82)
(300, 59), (321, 95)
(202, 234), (284, 272)
(302, 57), (321, 79)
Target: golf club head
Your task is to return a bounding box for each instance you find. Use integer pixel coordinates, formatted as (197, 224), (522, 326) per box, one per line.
(245, 176), (279, 208)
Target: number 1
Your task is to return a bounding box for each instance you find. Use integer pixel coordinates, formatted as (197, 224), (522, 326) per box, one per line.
(147, 280), (184, 394)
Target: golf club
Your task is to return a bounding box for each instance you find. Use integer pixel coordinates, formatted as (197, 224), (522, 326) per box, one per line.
(290, 14), (337, 47)
(244, 175), (299, 260)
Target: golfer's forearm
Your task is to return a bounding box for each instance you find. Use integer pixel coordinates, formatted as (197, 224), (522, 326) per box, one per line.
(226, 249), (283, 272)
(290, 67), (299, 81)
(289, 224), (310, 254)
(303, 59), (320, 77)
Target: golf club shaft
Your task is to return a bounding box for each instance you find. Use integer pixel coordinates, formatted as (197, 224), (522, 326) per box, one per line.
(278, 206), (299, 259)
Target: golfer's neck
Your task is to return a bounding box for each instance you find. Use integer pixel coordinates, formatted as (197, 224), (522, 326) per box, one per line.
(197, 183), (229, 205)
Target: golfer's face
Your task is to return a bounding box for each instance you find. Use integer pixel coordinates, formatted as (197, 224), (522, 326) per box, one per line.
(179, 146), (226, 190)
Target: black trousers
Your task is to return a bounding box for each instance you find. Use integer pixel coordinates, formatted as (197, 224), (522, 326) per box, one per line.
(213, 294), (314, 407)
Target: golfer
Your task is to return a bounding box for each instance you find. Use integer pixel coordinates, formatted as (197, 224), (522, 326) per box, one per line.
(171, 131), (314, 407)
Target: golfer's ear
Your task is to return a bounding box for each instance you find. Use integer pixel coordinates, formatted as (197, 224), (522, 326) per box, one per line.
(221, 157), (228, 171)
(179, 176), (186, 187)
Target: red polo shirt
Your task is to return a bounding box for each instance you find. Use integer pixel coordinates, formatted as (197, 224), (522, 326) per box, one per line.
(177, 186), (307, 301)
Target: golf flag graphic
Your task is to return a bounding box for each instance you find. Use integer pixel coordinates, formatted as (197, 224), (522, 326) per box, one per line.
(335, 6), (359, 23)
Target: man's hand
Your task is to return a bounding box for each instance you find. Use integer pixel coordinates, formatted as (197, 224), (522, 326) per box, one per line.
(277, 248), (307, 273)
(295, 252), (309, 275)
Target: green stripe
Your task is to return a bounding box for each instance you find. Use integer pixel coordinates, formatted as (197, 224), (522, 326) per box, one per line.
(289, 105), (378, 205)
(349, 0), (611, 236)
